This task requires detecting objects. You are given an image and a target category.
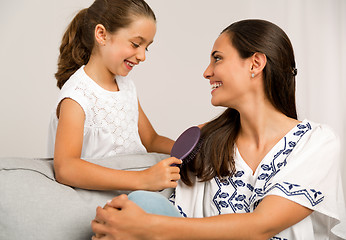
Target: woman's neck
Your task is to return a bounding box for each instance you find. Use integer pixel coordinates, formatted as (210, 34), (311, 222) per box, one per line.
(235, 99), (299, 173)
(236, 99), (298, 149)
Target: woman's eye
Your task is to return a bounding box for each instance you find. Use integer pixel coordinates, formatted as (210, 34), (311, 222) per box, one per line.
(214, 56), (221, 62)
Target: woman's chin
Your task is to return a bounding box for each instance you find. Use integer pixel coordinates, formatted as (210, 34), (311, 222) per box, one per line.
(211, 99), (221, 107)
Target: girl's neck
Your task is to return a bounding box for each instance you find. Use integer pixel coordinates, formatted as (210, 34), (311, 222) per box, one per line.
(84, 58), (119, 92)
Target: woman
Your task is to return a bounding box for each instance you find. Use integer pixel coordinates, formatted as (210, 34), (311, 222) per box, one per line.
(91, 19), (345, 239)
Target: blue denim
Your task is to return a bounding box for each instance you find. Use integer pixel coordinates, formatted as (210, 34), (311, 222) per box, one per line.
(128, 190), (182, 217)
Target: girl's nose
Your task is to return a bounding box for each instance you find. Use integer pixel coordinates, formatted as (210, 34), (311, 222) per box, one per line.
(136, 48), (146, 62)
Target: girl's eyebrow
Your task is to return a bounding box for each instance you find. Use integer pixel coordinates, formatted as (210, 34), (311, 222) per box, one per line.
(133, 36), (153, 45)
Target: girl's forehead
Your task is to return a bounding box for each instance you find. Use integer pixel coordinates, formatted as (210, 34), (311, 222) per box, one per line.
(117, 17), (156, 41)
(128, 17), (156, 32)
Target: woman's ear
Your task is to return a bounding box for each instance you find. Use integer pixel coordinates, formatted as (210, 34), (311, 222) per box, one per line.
(250, 52), (267, 78)
(95, 24), (107, 46)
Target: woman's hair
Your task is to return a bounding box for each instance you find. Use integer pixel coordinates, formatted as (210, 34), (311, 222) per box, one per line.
(55, 0), (156, 89)
(181, 19), (298, 185)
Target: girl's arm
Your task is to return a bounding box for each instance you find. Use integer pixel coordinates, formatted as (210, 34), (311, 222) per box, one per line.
(54, 98), (181, 190)
(138, 100), (174, 154)
(92, 194), (312, 240)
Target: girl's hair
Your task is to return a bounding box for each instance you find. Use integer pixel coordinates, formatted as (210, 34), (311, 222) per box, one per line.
(181, 19), (298, 185)
(55, 0), (156, 89)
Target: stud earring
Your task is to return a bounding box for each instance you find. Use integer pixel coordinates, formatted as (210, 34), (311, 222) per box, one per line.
(251, 73), (255, 78)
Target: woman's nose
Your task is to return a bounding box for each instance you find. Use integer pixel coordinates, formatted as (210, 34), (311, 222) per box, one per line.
(203, 64), (213, 79)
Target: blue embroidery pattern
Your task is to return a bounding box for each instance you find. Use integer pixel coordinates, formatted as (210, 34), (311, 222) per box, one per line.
(212, 122), (322, 215)
(169, 190), (188, 217)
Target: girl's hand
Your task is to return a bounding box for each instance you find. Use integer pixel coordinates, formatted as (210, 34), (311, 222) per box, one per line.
(141, 157), (182, 191)
(91, 194), (152, 240)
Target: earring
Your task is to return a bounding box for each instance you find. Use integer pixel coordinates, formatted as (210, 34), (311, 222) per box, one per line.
(251, 73), (255, 78)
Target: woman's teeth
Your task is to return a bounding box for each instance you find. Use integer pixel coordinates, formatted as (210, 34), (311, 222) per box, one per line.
(211, 82), (223, 90)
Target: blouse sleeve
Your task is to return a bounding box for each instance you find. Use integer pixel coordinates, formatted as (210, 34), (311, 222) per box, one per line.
(258, 123), (345, 238)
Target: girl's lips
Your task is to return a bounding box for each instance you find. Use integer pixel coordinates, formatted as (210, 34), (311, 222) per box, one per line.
(124, 60), (136, 70)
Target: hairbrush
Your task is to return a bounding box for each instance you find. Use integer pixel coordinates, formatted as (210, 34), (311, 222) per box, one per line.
(170, 126), (202, 166)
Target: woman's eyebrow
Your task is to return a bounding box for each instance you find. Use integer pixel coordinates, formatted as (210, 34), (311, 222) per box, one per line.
(211, 50), (221, 57)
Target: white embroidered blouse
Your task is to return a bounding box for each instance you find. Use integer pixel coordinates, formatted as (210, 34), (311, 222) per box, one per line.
(171, 120), (346, 239)
(47, 66), (147, 159)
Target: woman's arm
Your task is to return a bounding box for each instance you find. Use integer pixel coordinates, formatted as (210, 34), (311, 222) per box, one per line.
(138, 100), (174, 154)
(92, 194), (312, 240)
(54, 98), (181, 191)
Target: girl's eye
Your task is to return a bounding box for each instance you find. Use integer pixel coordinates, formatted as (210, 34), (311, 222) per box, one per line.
(131, 42), (140, 48)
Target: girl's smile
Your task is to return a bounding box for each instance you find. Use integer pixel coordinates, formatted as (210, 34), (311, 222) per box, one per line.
(100, 17), (156, 77)
(124, 59), (137, 70)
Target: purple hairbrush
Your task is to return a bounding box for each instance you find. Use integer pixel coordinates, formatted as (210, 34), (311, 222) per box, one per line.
(170, 126), (202, 166)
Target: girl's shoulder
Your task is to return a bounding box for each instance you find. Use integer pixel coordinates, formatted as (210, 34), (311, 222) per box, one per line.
(59, 66), (87, 93)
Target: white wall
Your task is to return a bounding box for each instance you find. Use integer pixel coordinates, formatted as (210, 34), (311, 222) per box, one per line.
(1, 0), (345, 199)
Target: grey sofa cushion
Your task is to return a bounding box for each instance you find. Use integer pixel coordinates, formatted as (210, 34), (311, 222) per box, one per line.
(0, 153), (172, 240)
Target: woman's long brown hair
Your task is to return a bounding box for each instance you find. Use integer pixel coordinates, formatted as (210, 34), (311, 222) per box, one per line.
(181, 19), (298, 186)
(55, 0), (156, 89)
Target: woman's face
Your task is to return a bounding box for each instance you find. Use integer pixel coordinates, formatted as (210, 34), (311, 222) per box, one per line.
(101, 16), (156, 77)
(203, 33), (253, 108)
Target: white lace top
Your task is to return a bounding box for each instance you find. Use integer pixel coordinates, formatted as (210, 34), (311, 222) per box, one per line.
(47, 66), (147, 159)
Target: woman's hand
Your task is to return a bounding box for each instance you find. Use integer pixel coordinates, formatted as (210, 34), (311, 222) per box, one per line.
(141, 157), (182, 191)
(91, 195), (153, 240)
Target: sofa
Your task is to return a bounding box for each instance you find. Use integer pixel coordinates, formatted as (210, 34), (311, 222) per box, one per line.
(0, 153), (173, 240)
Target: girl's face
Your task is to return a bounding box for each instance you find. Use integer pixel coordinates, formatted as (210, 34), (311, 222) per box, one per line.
(203, 33), (253, 108)
(101, 17), (156, 76)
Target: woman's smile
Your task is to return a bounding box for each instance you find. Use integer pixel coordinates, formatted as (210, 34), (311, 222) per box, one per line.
(210, 81), (223, 94)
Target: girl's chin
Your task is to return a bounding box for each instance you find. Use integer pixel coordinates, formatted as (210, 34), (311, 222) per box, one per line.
(116, 70), (130, 77)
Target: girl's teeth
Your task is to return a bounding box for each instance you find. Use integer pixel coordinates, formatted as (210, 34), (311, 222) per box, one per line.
(126, 61), (134, 67)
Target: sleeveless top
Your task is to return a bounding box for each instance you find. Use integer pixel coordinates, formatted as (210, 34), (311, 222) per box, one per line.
(47, 66), (147, 159)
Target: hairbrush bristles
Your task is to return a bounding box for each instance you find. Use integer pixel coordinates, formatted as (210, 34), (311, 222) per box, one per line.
(181, 137), (203, 165)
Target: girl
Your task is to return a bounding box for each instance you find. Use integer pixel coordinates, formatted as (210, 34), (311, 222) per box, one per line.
(47, 0), (181, 191)
(91, 19), (345, 239)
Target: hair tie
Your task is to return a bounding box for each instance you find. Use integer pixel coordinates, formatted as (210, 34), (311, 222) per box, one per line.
(292, 67), (297, 77)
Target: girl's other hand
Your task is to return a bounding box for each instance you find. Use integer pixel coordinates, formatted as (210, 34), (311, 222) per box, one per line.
(141, 157), (182, 191)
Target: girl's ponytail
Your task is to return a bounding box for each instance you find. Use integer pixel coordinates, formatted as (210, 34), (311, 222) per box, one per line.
(55, 0), (156, 89)
(55, 9), (91, 89)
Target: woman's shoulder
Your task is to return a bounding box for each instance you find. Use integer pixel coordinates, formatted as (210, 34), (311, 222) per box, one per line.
(295, 119), (340, 154)
(305, 119), (339, 141)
